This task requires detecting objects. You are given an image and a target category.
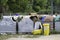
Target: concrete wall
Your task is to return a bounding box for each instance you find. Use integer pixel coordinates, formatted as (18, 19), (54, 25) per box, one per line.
(0, 16), (16, 33)
(0, 16), (34, 33)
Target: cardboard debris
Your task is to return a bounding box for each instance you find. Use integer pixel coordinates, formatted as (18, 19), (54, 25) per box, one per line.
(44, 16), (54, 22)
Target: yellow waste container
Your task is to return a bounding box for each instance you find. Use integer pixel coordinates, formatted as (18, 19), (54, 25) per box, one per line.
(43, 23), (50, 36)
(32, 29), (42, 35)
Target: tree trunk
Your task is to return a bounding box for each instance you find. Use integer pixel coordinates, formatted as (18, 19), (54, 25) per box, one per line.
(16, 22), (19, 34)
(53, 18), (55, 30)
(0, 5), (3, 19)
(0, 5), (3, 13)
(33, 22), (35, 29)
(3, 6), (5, 13)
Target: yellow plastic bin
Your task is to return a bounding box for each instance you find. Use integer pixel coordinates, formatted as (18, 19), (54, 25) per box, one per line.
(43, 23), (50, 36)
(32, 29), (42, 35)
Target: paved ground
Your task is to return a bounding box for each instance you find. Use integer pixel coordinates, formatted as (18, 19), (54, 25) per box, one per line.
(6, 34), (60, 40)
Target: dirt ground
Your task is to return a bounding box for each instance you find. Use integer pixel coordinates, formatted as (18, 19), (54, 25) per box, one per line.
(6, 34), (60, 40)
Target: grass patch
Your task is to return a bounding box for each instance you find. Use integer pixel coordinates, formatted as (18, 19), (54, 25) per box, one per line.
(0, 34), (42, 40)
(1, 30), (60, 40)
(24, 35), (42, 38)
(0, 34), (20, 40)
(51, 30), (60, 34)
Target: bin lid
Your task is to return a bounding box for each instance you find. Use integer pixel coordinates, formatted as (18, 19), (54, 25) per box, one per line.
(43, 23), (50, 26)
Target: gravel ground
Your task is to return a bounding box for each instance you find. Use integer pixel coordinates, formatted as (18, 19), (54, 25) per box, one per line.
(6, 34), (60, 40)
